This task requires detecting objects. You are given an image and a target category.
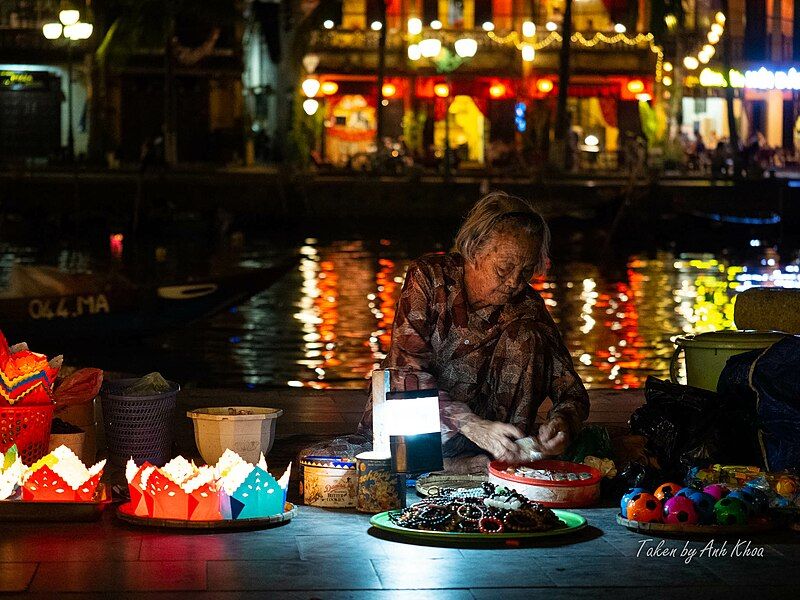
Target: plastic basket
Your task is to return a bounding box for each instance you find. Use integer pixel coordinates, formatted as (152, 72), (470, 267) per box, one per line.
(100, 379), (180, 467)
(0, 404), (55, 464)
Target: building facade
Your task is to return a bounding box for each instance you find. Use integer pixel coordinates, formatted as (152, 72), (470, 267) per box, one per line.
(0, 0), (88, 162)
(288, 0), (660, 169)
(681, 0), (800, 154)
(0, 0), (244, 165)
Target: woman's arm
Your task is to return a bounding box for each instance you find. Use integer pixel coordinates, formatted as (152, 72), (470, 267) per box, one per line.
(537, 310), (590, 450)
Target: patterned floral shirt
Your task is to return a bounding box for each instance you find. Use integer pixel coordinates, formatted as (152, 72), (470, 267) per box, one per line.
(361, 252), (589, 443)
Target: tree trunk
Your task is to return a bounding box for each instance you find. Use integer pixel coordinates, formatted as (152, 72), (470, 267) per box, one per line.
(375, 0), (388, 143)
(164, 15), (178, 166)
(720, 0), (739, 173)
(554, 0), (573, 170)
(272, 1), (324, 163)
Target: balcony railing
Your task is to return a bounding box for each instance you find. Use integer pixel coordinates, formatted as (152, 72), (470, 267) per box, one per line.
(309, 28), (656, 54)
(0, 0), (59, 29)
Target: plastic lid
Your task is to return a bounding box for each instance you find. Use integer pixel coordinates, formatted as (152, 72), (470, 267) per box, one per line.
(675, 330), (786, 349)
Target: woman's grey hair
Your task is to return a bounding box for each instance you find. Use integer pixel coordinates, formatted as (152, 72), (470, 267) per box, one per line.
(455, 191), (551, 275)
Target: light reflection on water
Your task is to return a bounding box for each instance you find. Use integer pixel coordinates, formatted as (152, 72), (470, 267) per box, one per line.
(2, 238), (799, 390)
(205, 241), (800, 390)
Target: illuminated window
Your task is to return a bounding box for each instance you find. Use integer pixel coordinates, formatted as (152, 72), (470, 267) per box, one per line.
(448, 0), (465, 28)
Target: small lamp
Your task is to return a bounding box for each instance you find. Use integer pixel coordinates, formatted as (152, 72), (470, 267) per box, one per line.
(386, 389), (443, 474)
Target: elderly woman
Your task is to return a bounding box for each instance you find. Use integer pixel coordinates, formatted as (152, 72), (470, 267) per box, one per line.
(360, 192), (589, 471)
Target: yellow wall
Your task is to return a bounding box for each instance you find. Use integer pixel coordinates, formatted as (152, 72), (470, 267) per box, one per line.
(434, 95), (485, 163)
(343, 0), (366, 29)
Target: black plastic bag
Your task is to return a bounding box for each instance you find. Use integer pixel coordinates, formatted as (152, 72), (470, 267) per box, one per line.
(629, 376), (760, 479)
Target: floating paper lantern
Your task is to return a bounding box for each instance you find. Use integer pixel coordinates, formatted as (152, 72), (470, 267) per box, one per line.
(22, 445), (105, 501)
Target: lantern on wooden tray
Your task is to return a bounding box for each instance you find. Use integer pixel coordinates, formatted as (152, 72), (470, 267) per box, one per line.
(125, 450), (291, 521)
(22, 445), (105, 501)
(217, 449), (291, 520)
(126, 456), (220, 521)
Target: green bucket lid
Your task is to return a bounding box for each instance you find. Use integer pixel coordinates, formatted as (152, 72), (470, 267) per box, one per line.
(675, 330), (786, 350)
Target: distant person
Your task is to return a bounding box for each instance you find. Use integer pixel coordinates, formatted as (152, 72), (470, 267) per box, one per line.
(711, 141), (728, 178)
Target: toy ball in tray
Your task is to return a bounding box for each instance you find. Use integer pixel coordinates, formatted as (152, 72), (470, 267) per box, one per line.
(488, 459), (602, 508)
(617, 481), (773, 535)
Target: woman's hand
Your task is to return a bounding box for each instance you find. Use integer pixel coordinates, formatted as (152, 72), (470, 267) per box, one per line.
(461, 419), (525, 462)
(537, 415), (571, 456)
(443, 454), (490, 475)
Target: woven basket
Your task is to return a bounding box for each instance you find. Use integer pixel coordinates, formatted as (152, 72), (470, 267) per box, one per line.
(100, 379), (179, 467)
(0, 404), (55, 464)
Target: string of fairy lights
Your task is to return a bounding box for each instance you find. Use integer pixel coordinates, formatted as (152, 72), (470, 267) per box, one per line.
(300, 12), (728, 112)
(405, 12), (728, 90)
(486, 29), (664, 82)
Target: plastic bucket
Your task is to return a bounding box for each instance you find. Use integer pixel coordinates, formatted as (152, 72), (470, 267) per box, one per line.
(187, 407), (283, 465)
(670, 330), (786, 391)
(100, 378), (179, 467)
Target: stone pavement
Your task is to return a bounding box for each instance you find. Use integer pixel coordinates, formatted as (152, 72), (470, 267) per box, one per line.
(4, 501), (800, 596)
(4, 387), (800, 596)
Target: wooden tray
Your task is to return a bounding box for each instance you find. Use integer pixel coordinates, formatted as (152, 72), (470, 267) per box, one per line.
(370, 509), (586, 542)
(616, 513), (774, 536)
(0, 485), (112, 522)
(116, 501), (297, 530)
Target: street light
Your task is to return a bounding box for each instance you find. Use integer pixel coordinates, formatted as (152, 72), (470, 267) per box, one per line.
(453, 38), (477, 58)
(42, 7), (93, 162)
(59, 9), (80, 26)
(419, 38), (442, 58)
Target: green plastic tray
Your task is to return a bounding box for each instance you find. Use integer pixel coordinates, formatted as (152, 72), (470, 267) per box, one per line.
(370, 509), (587, 541)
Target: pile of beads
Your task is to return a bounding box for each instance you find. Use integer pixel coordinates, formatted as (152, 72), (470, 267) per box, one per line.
(509, 467), (593, 481)
(389, 482), (562, 534)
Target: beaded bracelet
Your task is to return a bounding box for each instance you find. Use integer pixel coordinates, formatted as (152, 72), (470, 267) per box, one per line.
(478, 516), (505, 534)
(503, 510), (542, 532)
(455, 503), (484, 522)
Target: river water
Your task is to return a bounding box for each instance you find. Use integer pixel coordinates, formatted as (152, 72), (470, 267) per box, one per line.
(2, 227), (798, 390)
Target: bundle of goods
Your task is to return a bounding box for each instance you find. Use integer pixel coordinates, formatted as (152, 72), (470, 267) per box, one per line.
(488, 459), (602, 507)
(688, 464), (800, 506)
(619, 480), (773, 531)
(50, 368), (103, 462)
(0, 333), (62, 464)
(390, 483), (563, 534)
(124, 449), (291, 522)
(0, 444), (106, 502)
(0, 333), (61, 406)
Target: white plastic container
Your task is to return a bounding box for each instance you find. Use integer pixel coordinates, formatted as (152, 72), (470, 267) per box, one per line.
(187, 407), (283, 464)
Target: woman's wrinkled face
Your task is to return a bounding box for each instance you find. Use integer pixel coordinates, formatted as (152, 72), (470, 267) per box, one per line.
(464, 228), (540, 309)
